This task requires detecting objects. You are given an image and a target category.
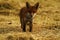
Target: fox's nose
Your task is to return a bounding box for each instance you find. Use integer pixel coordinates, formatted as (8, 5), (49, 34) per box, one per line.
(26, 13), (32, 19)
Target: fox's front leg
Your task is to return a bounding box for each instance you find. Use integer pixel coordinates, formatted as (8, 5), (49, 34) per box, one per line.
(29, 19), (33, 32)
(22, 22), (26, 32)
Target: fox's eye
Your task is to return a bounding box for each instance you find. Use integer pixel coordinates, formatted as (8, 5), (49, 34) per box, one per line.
(33, 10), (36, 13)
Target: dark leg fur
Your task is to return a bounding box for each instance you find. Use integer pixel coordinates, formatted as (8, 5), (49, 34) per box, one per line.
(23, 23), (26, 32)
(29, 19), (32, 32)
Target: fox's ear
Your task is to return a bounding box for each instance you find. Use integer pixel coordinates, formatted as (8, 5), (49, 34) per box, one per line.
(26, 2), (30, 8)
(34, 2), (39, 9)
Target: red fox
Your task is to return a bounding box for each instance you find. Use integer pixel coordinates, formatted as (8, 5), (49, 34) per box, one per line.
(19, 2), (39, 32)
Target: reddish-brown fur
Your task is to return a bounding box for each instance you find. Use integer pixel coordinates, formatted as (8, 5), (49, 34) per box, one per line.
(19, 2), (39, 32)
